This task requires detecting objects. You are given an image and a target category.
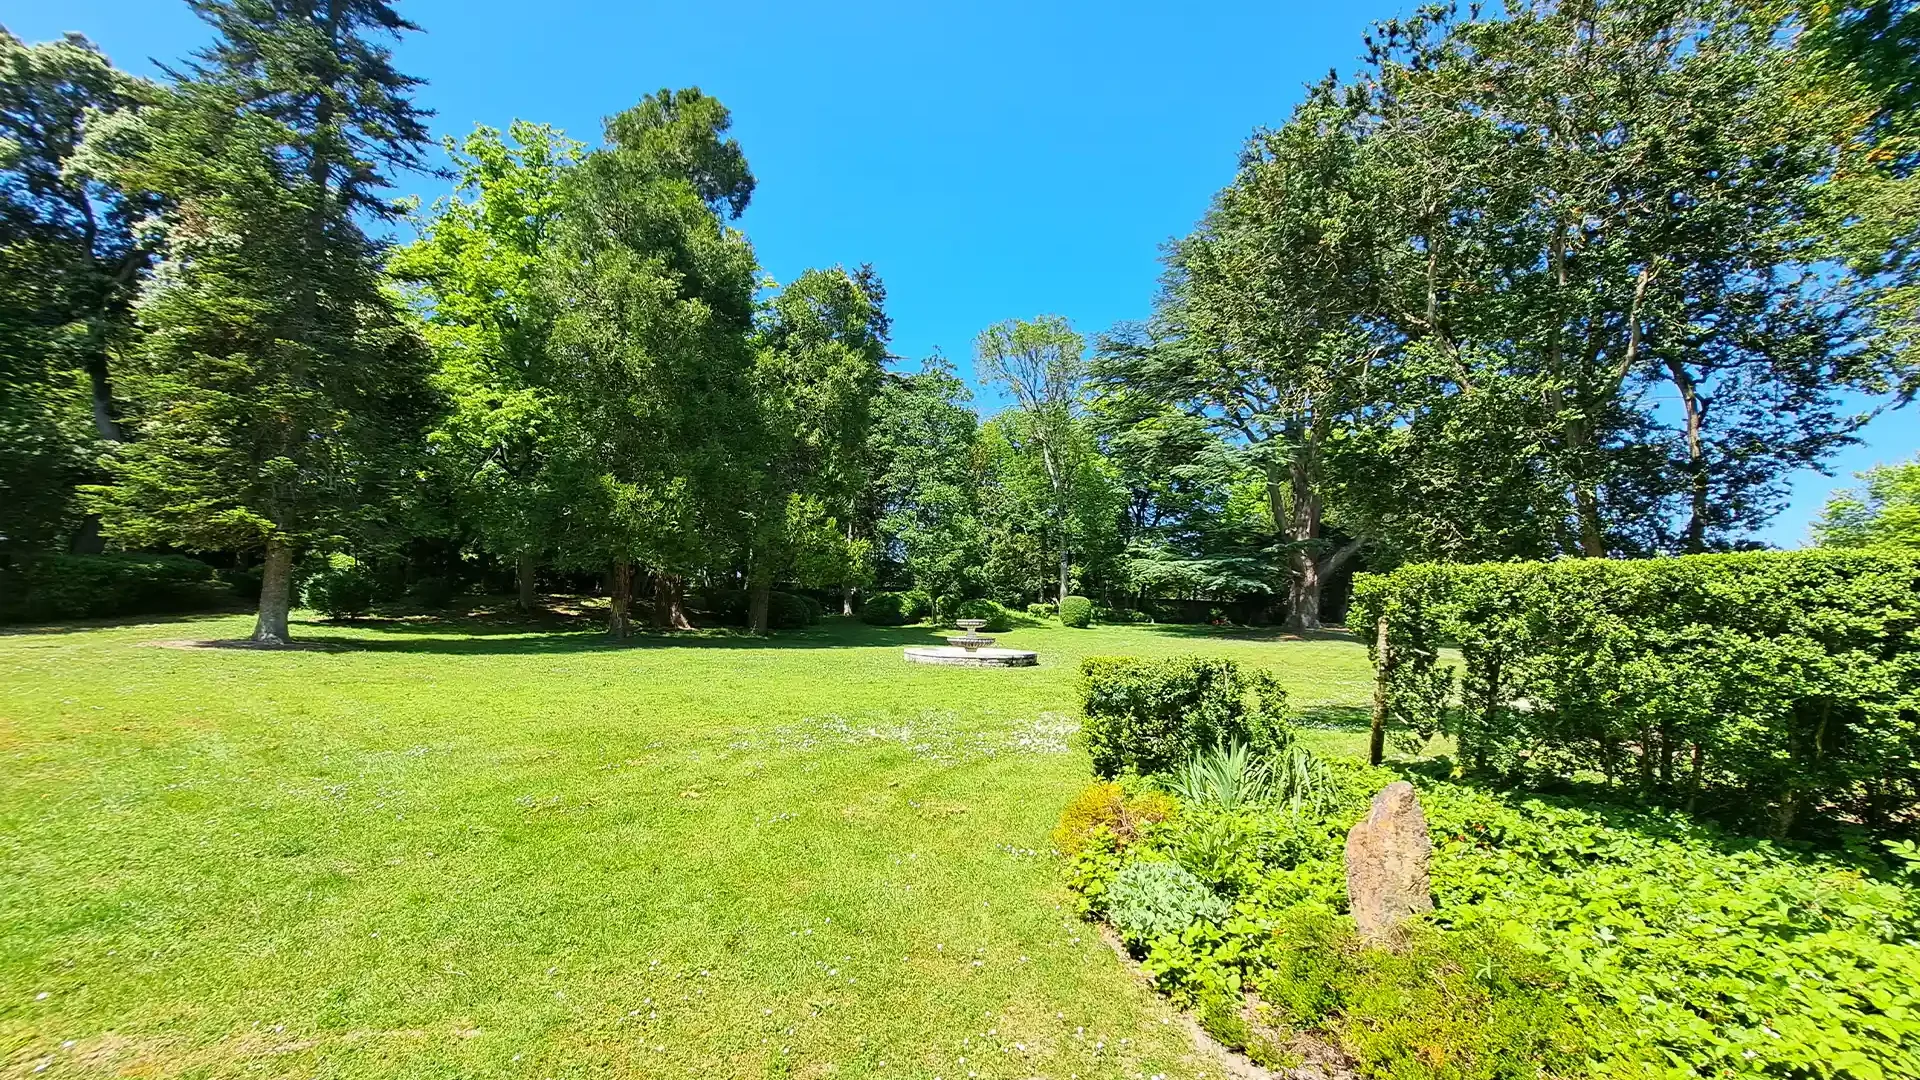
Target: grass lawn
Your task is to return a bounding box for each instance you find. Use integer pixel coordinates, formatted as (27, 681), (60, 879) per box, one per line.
(1, 612), (1383, 1078)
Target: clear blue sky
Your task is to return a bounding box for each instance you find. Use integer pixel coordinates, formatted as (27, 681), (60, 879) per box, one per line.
(6, 0), (1912, 547)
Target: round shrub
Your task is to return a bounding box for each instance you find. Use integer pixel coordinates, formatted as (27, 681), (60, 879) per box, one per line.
(899, 589), (933, 621)
(1059, 594), (1094, 628)
(1027, 602), (1057, 619)
(860, 591), (913, 626)
(952, 598), (1013, 632)
(304, 558), (376, 620)
(767, 590), (816, 629)
(1105, 859), (1227, 949)
(1078, 655), (1293, 777)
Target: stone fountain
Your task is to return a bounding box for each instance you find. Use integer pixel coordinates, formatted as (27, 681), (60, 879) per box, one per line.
(903, 617), (1038, 667)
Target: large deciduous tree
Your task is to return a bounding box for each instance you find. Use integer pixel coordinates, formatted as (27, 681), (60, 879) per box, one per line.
(77, 0), (435, 643)
(390, 121), (582, 612)
(0, 29), (154, 552)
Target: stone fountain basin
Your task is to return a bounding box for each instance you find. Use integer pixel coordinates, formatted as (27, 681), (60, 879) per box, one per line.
(903, 645), (1037, 667)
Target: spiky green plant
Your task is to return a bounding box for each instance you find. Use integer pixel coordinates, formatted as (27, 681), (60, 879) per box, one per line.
(1169, 740), (1329, 813)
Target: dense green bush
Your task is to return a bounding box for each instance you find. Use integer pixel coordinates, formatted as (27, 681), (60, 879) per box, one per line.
(1078, 655), (1292, 777)
(767, 590), (817, 629)
(220, 565), (263, 602)
(1351, 550), (1920, 837)
(1026, 601), (1056, 619)
(952, 597), (1013, 632)
(899, 589), (932, 621)
(1059, 594), (1094, 627)
(860, 591), (914, 625)
(409, 575), (459, 609)
(0, 553), (224, 623)
(304, 557), (376, 620)
(1065, 762), (1920, 1079)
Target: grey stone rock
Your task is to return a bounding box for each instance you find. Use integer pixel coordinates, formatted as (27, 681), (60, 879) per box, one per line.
(1344, 781), (1433, 946)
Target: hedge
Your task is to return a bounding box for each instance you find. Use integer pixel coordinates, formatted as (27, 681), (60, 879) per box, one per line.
(1350, 550), (1920, 837)
(1078, 655), (1293, 777)
(952, 597), (1014, 632)
(0, 553), (226, 623)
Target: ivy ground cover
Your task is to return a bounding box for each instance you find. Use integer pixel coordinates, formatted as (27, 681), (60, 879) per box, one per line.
(0, 614), (1374, 1078)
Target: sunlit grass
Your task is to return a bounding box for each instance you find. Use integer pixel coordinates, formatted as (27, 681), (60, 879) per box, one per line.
(0, 611), (1383, 1077)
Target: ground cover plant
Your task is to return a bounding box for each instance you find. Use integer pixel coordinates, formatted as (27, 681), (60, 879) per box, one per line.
(0, 613), (1379, 1077)
(1062, 757), (1920, 1079)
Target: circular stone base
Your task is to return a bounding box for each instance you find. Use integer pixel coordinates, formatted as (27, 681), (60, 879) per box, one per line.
(903, 645), (1038, 667)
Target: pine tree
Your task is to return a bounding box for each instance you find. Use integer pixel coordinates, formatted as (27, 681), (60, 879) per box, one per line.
(80, 0), (435, 643)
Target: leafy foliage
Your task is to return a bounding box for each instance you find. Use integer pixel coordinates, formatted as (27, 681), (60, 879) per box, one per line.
(1816, 455), (1920, 551)
(303, 556), (376, 620)
(1065, 762), (1920, 1080)
(1352, 550), (1920, 837)
(1078, 655), (1292, 777)
(0, 553), (221, 623)
(1051, 781), (1175, 856)
(1168, 741), (1329, 815)
(1104, 859), (1227, 951)
(1058, 594), (1093, 628)
(858, 590), (926, 626)
(951, 597), (1013, 632)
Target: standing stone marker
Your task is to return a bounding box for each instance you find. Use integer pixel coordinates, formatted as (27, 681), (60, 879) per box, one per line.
(1344, 781), (1433, 946)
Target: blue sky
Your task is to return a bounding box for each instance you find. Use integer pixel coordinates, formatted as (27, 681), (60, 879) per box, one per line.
(6, 0), (1912, 546)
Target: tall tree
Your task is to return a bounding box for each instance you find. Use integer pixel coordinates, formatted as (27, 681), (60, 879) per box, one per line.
(390, 121), (582, 612)
(541, 88), (758, 637)
(77, 0), (435, 643)
(0, 29), (155, 551)
(975, 316), (1107, 602)
(866, 354), (986, 602)
(743, 266), (887, 632)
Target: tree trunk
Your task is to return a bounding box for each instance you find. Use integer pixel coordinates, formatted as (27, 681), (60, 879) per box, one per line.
(841, 584), (856, 617)
(748, 578), (772, 635)
(1287, 554), (1322, 632)
(252, 537), (295, 644)
(1368, 615), (1390, 767)
(1664, 357), (1711, 554)
(607, 558), (632, 639)
(651, 573), (692, 630)
(1573, 482), (1608, 558)
(1058, 547), (1071, 604)
(516, 551), (537, 614)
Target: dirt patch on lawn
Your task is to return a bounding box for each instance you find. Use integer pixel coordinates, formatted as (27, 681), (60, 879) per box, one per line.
(142, 638), (354, 652)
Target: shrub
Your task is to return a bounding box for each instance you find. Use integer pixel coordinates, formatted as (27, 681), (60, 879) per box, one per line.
(794, 593), (825, 622)
(899, 589), (932, 621)
(0, 553), (223, 623)
(952, 597), (1013, 632)
(1052, 781), (1175, 854)
(1351, 550), (1920, 836)
(1059, 594), (1093, 628)
(220, 565), (263, 602)
(1105, 859), (1227, 950)
(1026, 602), (1056, 619)
(304, 557), (376, 620)
(1078, 655), (1293, 777)
(860, 591), (913, 625)
(767, 590), (816, 629)
(409, 576), (459, 610)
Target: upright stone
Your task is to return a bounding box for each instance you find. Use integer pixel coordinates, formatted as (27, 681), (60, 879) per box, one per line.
(1344, 781), (1433, 946)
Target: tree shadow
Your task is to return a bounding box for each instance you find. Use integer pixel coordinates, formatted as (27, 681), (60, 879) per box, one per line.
(1295, 705), (1372, 731)
(1125, 623), (1359, 644)
(290, 616), (958, 656)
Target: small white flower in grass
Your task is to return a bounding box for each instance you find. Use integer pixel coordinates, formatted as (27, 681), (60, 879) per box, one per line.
(35, 992), (49, 1001)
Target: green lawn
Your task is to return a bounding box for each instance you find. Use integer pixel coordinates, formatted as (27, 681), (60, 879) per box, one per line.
(0, 612), (1379, 1078)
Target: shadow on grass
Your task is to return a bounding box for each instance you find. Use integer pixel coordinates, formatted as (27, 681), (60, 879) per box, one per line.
(292, 615), (958, 655)
(1295, 704), (1373, 731)
(1123, 623), (1359, 645)
(0, 605), (253, 637)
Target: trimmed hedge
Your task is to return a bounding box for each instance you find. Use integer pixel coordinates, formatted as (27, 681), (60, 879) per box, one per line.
(0, 553), (225, 623)
(1078, 655), (1292, 777)
(1350, 550), (1920, 837)
(1060, 594), (1094, 628)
